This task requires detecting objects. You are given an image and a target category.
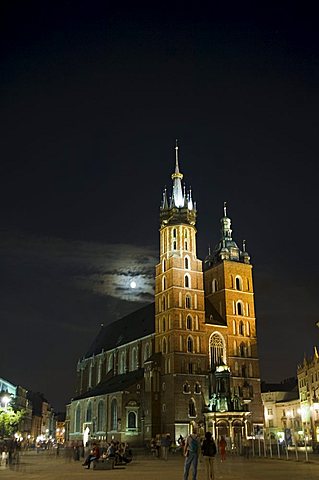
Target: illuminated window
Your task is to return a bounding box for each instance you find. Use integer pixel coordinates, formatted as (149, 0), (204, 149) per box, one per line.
(209, 333), (225, 368)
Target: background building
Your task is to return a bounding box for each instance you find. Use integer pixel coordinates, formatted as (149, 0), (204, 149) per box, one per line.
(66, 149), (264, 447)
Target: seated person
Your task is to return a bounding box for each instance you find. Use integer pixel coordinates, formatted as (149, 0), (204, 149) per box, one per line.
(82, 443), (100, 469)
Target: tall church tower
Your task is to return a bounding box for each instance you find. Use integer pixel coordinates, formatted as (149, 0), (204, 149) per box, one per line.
(203, 204), (264, 436)
(154, 144), (207, 437)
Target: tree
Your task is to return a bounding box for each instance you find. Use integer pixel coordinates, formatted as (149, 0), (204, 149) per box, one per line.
(0, 407), (25, 438)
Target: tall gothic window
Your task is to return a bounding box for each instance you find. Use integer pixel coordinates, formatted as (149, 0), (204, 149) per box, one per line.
(187, 336), (193, 353)
(185, 256), (190, 269)
(209, 333), (225, 368)
(184, 274), (190, 288)
(186, 315), (192, 330)
(108, 353), (114, 372)
(75, 404), (81, 432)
(111, 399), (118, 430)
(189, 399), (196, 417)
(86, 402), (92, 422)
(97, 401), (105, 431)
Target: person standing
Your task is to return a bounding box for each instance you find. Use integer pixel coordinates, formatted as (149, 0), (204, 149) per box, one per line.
(183, 428), (200, 480)
(201, 432), (217, 480)
(218, 436), (227, 462)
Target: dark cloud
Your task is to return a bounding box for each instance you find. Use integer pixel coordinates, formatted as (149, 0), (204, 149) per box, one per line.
(0, 231), (156, 409)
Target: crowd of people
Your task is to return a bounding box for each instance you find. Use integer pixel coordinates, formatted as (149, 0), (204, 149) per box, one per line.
(80, 440), (133, 469)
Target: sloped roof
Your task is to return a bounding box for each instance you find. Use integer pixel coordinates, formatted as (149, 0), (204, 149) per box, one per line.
(204, 298), (226, 326)
(73, 368), (144, 400)
(85, 303), (155, 358)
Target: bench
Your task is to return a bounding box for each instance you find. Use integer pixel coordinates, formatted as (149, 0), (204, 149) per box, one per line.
(93, 458), (115, 470)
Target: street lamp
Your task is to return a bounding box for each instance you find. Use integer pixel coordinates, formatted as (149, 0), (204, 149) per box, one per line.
(1, 394), (11, 411)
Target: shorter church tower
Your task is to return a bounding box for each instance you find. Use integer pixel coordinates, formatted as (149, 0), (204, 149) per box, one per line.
(203, 204), (264, 440)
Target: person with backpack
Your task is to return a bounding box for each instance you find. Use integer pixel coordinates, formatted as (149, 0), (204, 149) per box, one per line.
(183, 428), (200, 480)
(201, 431), (217, 480)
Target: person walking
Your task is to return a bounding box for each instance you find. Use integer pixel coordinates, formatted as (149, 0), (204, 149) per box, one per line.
(218, 436), (227, 462)
(183, 428), (200, 480)
(201, 432), (217, 480)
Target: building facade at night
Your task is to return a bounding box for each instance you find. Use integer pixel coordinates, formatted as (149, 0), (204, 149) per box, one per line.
(66, 148), (264, 447)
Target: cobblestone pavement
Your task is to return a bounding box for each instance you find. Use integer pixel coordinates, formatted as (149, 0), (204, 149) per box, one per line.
(0, 451), (318, 480)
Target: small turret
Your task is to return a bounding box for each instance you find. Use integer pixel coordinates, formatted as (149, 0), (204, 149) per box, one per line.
(205, 203), (250, 267)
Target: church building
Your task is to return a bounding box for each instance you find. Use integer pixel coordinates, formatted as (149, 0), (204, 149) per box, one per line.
(66, 146), (264, 447)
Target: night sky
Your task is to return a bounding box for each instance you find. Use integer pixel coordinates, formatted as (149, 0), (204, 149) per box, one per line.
(1, 2), (318, 411)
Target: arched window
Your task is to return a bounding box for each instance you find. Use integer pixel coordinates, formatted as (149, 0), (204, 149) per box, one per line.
(144, 343), (150, 362)
(128, 411), (137, 429)
(212, 279), (218, 293)
(162, 317), (166, 332)
(111, 399), (118, 430)
(75, 404), (81, 432)
(108, 353), (114, 372)
(184, 274), (190, 288)
(185, 256), (190, 269)
(86, 402), (92, 422)
(162, 337), (167, 354)
(209, 333), (226, 368)
(240, 342), (246, 357)
(173, 228), (177, 238)
(185, 240), (188, 250)
(162, 276), (167, 291)
(173, 240), (177, 250)
(120, 351), (126, 374)
(162, 259), (166, 272)
(187, 336), (193, 353)
(131, 347), (138, 370)
(239, 320), (244, 335)
(237, 301), (244, 316)
(162, 296), (166, 311)
(183, 382), (190, 393)
(235, 276), (243, 291)
(194, 382), (201, 394)
(186, 315), (193, 330)
(97, 401), (105, 431)
(185, 295), (191, 309)
(189, 399), (196, 417)
(246, 321), (250, 336)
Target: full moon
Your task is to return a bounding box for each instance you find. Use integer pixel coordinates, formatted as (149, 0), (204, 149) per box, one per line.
(130, 280), (137, 289)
